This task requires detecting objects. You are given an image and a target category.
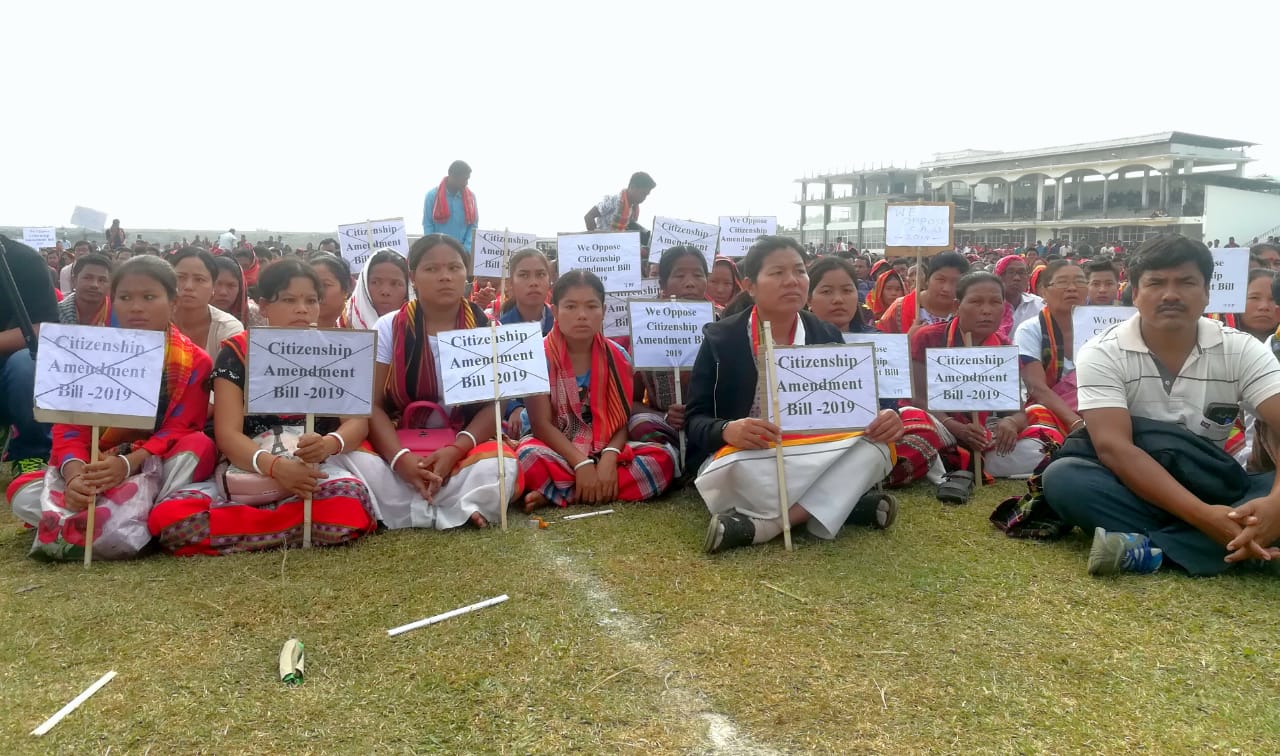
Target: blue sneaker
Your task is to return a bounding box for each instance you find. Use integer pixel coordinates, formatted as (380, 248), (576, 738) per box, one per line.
(1088, 527), (1163, 575)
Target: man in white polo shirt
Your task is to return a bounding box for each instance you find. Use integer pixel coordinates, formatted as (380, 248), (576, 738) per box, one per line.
(1043, 235), (1280, 576)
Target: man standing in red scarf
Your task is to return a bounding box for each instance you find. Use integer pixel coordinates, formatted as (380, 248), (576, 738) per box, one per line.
(585, 172), (656, 232)
(422, 160), (478, 253)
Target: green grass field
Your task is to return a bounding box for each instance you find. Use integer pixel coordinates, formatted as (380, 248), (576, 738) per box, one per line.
(2, 482), (1278, 754)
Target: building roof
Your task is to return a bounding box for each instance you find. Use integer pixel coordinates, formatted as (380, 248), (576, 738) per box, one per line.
(794, 166), (924, 183)
(922, 132), (1254, 169)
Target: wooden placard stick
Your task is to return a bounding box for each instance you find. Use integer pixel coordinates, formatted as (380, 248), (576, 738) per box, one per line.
(761, 325), (793, 551)
(669, 295), (687, 470)
(84, 426), (100, 568)
(496, 228), (509, 317)
(302, 413), (316, 548)
(962, 332), (984, 488)
(491, 321), (508, 531)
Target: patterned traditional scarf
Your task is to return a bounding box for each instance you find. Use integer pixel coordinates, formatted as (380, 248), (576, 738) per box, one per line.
(614, 189), (633, 231)
(100, 325), (200, 449)
(1038, 308), (1066, 387)
(385, 299), (482, 416)
(545, 324), (632, 454)
(432, 177), (478, 225)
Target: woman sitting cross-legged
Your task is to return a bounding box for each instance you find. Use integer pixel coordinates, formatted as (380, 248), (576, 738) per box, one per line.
(629, 245), (712, 449)
(1014, 259), (1087, 444)
(686, 236), (906, 554)
(517, 270), (679, 511)
(806, 256), (949, 487)
(9, 256), (217, 560)
(356, 234), (521, 530)
(148, 259), (377, 555)
(909, 271), (1065, 503)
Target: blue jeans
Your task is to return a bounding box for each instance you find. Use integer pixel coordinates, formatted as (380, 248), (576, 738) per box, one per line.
(1043, 457), (1275, 576)
(0, 350), (51, 463)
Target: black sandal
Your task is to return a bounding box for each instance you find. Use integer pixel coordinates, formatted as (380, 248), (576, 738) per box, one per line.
(936, 470), (975, 505)
(848, 490), (899, 529)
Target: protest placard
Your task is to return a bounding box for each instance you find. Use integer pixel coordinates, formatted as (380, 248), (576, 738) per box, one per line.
(436, 323), (549, 406)
(33, 324), (166, 429)
(557, 231), (642, 292)
(245, 328), (377, 417)
(1072, 306), (1137, 354)
(773, 343), (879, 432)
(473, 230), (538, 278)
(651, 217), (720, 267)
(925, 345), (1021, 412)
(717, 216), (776, 258)
(604, 279), (661, 338)
(628, 299), (714, 370)
(1208, 247), (1249, 314)
(886, 203), (952, 247)
(69, 206), (107, 231)
(843, 332), (911, 398)
(22, 227), (56, 250)
(337, 218), (410, 274)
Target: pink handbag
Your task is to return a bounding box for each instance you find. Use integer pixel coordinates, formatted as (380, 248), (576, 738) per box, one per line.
(396, 402), (460, 455)
(216, 425), (300, 505)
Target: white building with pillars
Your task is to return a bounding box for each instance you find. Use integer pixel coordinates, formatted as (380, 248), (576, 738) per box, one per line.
(797, 133), (1280, 252)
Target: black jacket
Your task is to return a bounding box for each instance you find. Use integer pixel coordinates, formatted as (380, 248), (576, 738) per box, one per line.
(685, 309), (844, 471)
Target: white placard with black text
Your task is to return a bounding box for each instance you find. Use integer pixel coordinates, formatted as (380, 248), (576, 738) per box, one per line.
(651, 217), (719, 267)
(1072, 306), (1137, 354)
(925, 346), (1021, 412)
(604, 279), (661, 338)
(33, 324), (166, 429)
(843, 332), (911, 398)
(628, 300), (714, 370)
(473, 230), (539, 278)
(717, 216), (776, 258)
(337, 218), (410, 274)
(437, 323), (550, 405)
(22, 227), (56, 250)
(773, 343), (879, 432)
(557, 232), (642, 293)
(245, 328), (377, 416)
(1208, 247), (1249, 314)
(885, 205), (950, 247)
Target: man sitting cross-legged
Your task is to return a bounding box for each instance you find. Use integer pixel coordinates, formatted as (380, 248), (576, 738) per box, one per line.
(1042, 235), (1280, 576)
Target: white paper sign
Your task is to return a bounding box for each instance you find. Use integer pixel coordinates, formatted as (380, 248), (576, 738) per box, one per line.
(245, 328), (377, 416)
(773, 343), (879, 432)
(1072, 306), (1137, 354)
(925, 346), (1021, 412)
(1208, 247), (1249, 313)
(651, 217), (720, 267)
(337, 218), (410, 274)
(628, 300), (715, 370)
(843, 332), (911, 398)
(69, 206), (108, 231)
(33, 324), (166, 429)
(557, 232), (642, 292)
(437, 323), (549, 405)
(604, 279), (661, 338)
(717, 216), (777, 258)
(473, 230), (539, 278)
(885, 205), (951, 247)
(22, 227), (56, 250)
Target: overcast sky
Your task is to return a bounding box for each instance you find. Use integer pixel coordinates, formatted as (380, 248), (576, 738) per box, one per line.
(4, 0), (1275, 237)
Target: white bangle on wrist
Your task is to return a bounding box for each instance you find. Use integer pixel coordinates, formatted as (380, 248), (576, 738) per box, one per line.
(573, 458), (596, 471)
(390, 448), (412, 471)
(325, 432), (346, 454)
(251, 449), (269, 475)
(118, 454), (132, 478)
(456, 430), (478, 449)
(601, 446), (622, 456)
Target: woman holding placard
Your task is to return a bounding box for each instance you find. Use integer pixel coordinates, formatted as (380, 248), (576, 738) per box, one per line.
(498, 248), (555, 335)
(148, 259), (376, 555)
(806, 257), (947, 487)
(631, 246), (710, 448)
(1014, 260), (1085, 444)
(687, 237), (905, 554)
(909, 272), (1061, 502)
(340, 248), (410, 330)
(517, 270), (678, 510)
(877, 252), (969, 335)
(169, 247), (245, 359)
(10, 257), (217, 560)
(360, 234), (519, 530)
(1214, 269), (1277, 467)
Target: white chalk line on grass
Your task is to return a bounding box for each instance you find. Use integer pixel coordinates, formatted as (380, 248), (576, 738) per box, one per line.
(532, 538), (779, 756)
